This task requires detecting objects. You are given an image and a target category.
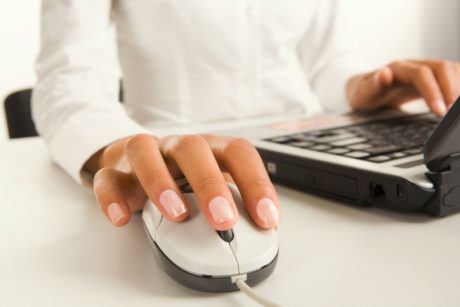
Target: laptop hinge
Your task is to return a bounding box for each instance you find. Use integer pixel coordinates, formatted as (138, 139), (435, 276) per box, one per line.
(425, 153), (460, 216)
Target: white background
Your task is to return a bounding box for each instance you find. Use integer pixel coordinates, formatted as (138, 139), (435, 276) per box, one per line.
(0, 0), (459, 142)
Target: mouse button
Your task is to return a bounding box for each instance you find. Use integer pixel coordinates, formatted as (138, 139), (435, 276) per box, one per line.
(142, 200), (163, 238)
(182, 193), (200, 217)
(230, 221), (279, 274)
(155, 204), (239, 276)
(217, 229), (234, 242)
(179, 182), (194, 194)
(227, 183), (244, 209)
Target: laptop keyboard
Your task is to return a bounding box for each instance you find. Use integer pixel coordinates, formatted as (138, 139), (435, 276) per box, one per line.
(266, 116), (439, 163)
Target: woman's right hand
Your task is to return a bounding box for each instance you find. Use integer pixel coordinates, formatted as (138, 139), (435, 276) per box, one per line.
(84, 134), (281, 231)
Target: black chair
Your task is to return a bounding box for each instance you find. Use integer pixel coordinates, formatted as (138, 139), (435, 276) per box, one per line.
(3, 83), (125, 139)
(4, 89), (38, 139)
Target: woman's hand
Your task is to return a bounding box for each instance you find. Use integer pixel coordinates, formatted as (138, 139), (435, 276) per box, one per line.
(347, 59), (460, 116)
(84, 134), (280, 231)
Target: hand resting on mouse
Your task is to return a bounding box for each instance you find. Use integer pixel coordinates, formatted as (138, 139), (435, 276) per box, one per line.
(83, 134), (281, 230)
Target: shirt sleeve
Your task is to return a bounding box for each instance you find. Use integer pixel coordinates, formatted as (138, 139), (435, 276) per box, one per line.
(298, 0), (370, 112)
(32, 0), (150, 184)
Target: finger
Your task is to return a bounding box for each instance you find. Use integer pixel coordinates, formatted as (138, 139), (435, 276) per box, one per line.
(347, 67), (394, 111)
(125, 134), (189, 222)
(389, 61), (447, 116)
(160, 135), (238, 231)
(365, 67), (395, 109)
(373, 67), (394, 93)
(205, 135), (281, 229)
(410, 60), (460, 108)
(93, 167), (133, 227)
(454, 64), (460, 109)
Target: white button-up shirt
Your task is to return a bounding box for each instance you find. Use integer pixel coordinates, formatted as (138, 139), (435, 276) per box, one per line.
(32, 0), (366, 182)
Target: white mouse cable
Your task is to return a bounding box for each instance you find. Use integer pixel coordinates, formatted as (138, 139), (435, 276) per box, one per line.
(234, 278), (281, 307)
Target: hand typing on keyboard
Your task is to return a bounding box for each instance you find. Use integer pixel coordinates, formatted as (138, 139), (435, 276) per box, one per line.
(346, 59), (460, 117)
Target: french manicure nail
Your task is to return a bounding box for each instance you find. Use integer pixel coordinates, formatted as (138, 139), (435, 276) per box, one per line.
(208, 196), (234, 224)
(257, 198), (279, 228)
(108, 203), (125, 224)
(159, 189), (187, 218)
(436, 99), (447, 115)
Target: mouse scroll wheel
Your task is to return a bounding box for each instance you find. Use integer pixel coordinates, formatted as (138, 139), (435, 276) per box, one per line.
(217, 229), (234, 242)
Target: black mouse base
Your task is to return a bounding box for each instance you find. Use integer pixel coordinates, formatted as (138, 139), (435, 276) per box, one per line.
(143, 223), (278, 293)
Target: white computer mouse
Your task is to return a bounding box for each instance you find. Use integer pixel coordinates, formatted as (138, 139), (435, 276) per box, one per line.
(141, 182), (279, 292)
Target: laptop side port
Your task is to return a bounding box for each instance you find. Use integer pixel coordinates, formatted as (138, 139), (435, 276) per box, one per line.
(370, 183), (386, 202)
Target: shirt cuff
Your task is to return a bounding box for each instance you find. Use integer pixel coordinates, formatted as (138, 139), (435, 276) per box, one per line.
(48, 109), (150, 184)
(314, 53), (370, 113)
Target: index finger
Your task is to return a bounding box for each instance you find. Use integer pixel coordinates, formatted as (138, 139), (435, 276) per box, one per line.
(389, 61), (446, 116)
(410, 60), (460, 107)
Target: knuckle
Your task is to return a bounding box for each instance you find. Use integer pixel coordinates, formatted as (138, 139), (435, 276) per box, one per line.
(172, 135), (207, 154)
(251, 175), (273, 188)
(389, 60), (406, 68)
(140, 170), (170, 188)
(194, 175), (224, 192)
(125, 134), (155, 153)
(455, 63), (460, 72)
(94, 167), (114, 183)
(436, 60), (451, 72)
(93, 167), (116, 194)
(223, 138), (256, 157)
(415, 65), (432, 77)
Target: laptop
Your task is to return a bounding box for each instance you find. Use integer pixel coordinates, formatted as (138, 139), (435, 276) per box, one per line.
(225, 98), (460, 217)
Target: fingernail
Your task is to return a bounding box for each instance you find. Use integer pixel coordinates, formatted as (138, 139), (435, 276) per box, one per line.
(257, 198), (279, 228)
(436, 99), (447, 115)
(108, 203), (125, 225)
(208, 196), (234, 224)
(159, 189), (187, 218)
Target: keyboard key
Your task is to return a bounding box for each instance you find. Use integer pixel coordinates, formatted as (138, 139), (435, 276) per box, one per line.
(310, 144), (332, 151)
(368, 140), (390, 146)
(331, 137), (367, 147)
(404, 147), (423, 155)
(311, 133), (357, 144)
(345, 151), (371, 158)
(270, 136), (291, 143)
(367, 155), (391, 162)
(389, 152), (408, 159)
(327, 148), (351, 154)
(290, 141), (314, 148)
(365, 144), (404, 155)
(347, 143), (372, 150)
(290, 134), (316, 142)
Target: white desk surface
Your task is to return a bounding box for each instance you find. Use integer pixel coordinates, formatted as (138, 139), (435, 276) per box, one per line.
(2, 138), (460, 307)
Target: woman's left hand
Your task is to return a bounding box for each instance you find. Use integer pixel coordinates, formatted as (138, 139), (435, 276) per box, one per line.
(347, 59), (460, 116)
